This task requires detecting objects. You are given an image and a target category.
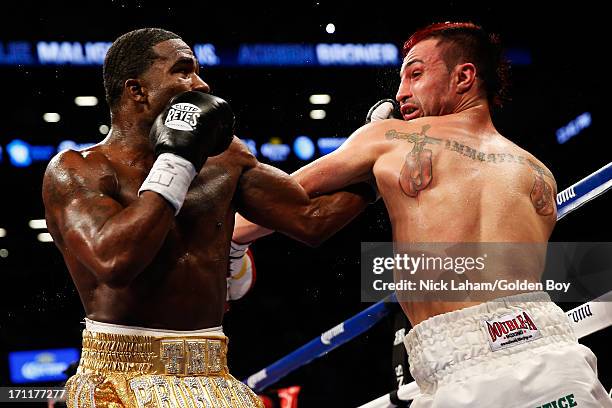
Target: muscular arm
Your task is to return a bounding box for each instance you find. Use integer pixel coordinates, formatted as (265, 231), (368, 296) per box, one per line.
(42, 150), (174, 287)
(235, 161), (373, 247)
(291, 123), (382, 195)
(234, 123), (384, 244)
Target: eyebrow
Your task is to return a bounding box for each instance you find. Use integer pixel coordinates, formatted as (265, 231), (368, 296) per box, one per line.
(404, 58), (424, 67)
(171, 56), (200, 73)
(400, 58), (424, 76)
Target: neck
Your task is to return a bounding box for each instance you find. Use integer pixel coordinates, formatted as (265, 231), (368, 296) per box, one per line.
(452, 97), (496, 131)
(451, 92), (488, 113)
(105, 110), (155, 163)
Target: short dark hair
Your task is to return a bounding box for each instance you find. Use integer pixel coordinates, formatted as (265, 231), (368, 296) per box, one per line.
(103, 28), (181, 110)
(403, 22), (510, 108)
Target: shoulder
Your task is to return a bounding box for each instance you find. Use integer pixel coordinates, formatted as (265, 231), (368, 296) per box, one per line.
(47, 146), (115, 172)
(494, 138), (557, 197)
(352, 119), (406, 139)
(507, 139), (555, 181)
(340, 119), (412, 151)
(522, 150), (554, 179)
(46, 148), (83, 171)
(525, 153), (557, 193)
(46, 147), (113, 178)
(44, 149), (83, 190)
(359, 117), (442, 140)
(43, 147), (116, 198)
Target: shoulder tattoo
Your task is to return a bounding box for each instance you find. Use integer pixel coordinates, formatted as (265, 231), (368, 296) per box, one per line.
(526, 160), (555, 216)
(385, 125), (442, 197)
(385, 125), (556, 215)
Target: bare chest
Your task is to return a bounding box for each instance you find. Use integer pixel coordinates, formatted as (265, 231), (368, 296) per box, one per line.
(110, 158), (241, 224)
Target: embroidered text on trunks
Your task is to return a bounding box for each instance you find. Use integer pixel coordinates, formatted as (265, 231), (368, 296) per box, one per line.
(160, 339), (223, 375)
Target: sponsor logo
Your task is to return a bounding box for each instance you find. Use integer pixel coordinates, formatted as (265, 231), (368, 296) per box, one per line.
(9, 348), (79, 383)
(556, 187), (576, 205)
(21, 352), (68, 380)
(567, 304), (593, 323)
(321, 323), (345, 345)
(164, 103), (202, 131)
(260, 143), (290, 161)
(483, 310), (542, 352)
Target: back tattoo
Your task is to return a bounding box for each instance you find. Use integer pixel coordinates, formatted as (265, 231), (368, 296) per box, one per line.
(385, 125), (555, 215)
(385, 125), (441, 197)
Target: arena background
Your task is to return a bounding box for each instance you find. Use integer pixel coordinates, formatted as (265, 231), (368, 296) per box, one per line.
(0, 1), (609, 407)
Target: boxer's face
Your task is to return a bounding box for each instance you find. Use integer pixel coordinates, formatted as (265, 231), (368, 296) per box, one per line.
(141, 39), (210, 119)
(396, 38), (457, 121)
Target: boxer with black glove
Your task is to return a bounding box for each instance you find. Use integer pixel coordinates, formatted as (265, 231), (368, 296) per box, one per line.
(45, 29), (373, 408)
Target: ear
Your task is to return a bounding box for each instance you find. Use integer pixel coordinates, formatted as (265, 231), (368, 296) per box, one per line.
(454, 63), (477, 94)
(124, 78), (148, 104)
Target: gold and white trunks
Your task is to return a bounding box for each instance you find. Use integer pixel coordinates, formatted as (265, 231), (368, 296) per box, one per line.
(65, 319), (262, 408)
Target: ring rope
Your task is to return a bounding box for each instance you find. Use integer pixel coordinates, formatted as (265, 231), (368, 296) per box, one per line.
(244, 162), (612, 394)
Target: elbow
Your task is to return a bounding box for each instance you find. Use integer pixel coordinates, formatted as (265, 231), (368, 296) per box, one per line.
(294, 205), (334, 247)
(294, 218), (327, 248)
(304, 230), (326, 248)
(67, 229), (145, 288)
(92, 252), (137, 288)
(89, 230), (151, 287)
(303, 235), (324, 248)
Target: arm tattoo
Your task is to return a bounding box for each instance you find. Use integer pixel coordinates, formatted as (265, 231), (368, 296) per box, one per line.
(527, 161), (554, 216)
(386, 126), (556, 215)
(386, 125), (442, 197)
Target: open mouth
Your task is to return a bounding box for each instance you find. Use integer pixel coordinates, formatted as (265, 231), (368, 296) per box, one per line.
(401, 105), (420, 121)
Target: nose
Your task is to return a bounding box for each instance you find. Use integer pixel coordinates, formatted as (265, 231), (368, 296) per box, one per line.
(192, 74), (211, 93)
(395, 80), (411, 104)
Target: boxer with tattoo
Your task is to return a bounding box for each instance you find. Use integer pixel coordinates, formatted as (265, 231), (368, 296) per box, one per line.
(234, 22), (611, 407)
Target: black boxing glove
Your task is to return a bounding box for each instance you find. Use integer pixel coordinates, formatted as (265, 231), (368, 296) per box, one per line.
(365, 99), (402, 124)
(151, 91), (234, 169)
(139, 91), (234, 214)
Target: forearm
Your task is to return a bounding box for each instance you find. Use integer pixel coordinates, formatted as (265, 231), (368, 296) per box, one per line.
(236, 158), (373, 246)
(232, 165), (324, 244)
(236, 185), (370, 247)
(292, 184), (372, 246)
(234, 172), (373, 246)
